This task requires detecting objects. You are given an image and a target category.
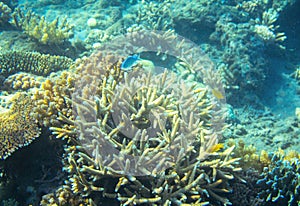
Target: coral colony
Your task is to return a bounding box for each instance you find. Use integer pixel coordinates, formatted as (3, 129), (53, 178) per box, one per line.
(0, 0), (299, 206)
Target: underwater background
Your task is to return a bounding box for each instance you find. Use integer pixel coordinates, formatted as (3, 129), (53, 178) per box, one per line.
(0, 0), (300, 205)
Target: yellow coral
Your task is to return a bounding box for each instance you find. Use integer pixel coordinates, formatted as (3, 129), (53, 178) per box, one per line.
(259, 150), (271, 166)
(11, 8), (73, 44)
(0, 92), (40, 159)
(227, 139), (263, 170)
(31, 71), (75, 127)
(3, 72), (43, 90)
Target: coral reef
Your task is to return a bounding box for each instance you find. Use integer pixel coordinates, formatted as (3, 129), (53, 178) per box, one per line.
(0, 51), (73, 77)
(0, 0), (298, 205)
(0, 2), (11, 25)
(228, 168), (264, 206)
(0, 92), (40, 159)
(11, 8), (73, 45)
(40, 186), (92, 206)
(31, 71), (75, 127)
(47, 45), (241, 205)
(256, 151), (300, 206)
(3, 72), (43, 90)
(253, 8), (286, 49)
(224, 107), (300, 152)
(227, 139), (262, 170)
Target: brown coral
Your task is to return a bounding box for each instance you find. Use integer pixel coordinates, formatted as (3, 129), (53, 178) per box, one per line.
(0, 51), (73, 77)
(3, 72), (43, 90)
(31, 71), (75, 127)
(0, 92), (41, 159)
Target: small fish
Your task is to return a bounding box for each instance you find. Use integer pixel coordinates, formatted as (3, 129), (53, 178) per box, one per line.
(121, 54), (140, 71)
(208, 143), (224, 153)
(212, 88), (225, 100)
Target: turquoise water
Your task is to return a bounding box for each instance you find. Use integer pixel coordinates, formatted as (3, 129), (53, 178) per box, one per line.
(0, 0), (299, 205)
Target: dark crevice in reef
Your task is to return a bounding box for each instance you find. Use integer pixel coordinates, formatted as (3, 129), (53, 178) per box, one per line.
(0, 128), (66, 205)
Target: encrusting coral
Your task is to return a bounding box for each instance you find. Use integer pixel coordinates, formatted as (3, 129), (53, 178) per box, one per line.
(11, 8), (73, 45)
(0, 92), (41, 160)
(0, 51), (73, 77)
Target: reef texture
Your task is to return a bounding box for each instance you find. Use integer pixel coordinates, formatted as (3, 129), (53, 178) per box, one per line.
(0, 92), (41, 159)
(256, 150), (300, 206)
(0, 51), (73, 77)
(11, 8), (73, 45)
(45, 43), (243, 205)
(0, 1), (11, 25)
(31, 71), (75, 127)
(3, 72), (43, 90)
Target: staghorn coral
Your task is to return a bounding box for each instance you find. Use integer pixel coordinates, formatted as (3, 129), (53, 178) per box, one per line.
(48, 44), (241, 205)
(256, 151), (300, 206)
(0, 51), (73, 77)
(0, 92), (41, 159)
(11, 8), (73, 45)
(134, 0), (174, 30)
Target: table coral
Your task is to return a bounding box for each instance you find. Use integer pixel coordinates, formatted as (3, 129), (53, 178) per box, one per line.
(0, 92), (41, 160)
(11, 8), (73, 45)
(0, 51), (73, 77)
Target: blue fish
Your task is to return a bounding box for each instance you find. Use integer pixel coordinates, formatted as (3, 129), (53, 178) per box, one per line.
(121, 54), (140, 71)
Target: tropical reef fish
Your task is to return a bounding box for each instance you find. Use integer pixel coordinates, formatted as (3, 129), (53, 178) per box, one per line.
(212, 88), (225, 100)
(121, 54), (140, 71)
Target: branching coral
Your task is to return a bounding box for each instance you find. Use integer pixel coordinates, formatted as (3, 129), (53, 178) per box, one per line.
(11, 8), (73, 45)
(134, 0), (174, 30)
(0, 2), (12, 25)
(3, 72), (43, 90)
(253, 8), (286, 48)
(0, 51), (73, 77)
(0, 92), (41, 159)
(62, 69), (238, 205)
(48, 40), (240, 204)
(31, 71), (75, 127)
(256, 151), (300, 206)
(227, 139), (271, 171)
